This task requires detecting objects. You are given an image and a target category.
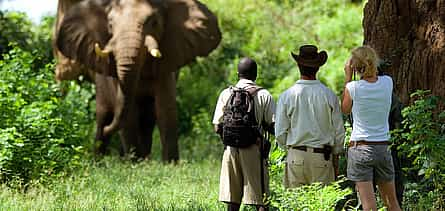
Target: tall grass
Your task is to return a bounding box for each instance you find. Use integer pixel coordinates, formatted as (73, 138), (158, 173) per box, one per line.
(0, 157), (224, 210)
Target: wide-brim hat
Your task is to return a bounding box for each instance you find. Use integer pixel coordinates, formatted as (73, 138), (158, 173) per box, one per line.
(291, 45), (328, 68)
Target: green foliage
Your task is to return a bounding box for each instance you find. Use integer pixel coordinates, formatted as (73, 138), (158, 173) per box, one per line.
(268, 179), (353, 210)
(0, 11), (54, 64)
(392, 90), (445, 210)
(0, 11), (32, 57)
(180, 109), (224, 161)
(178, 0), (363, 136)
(0, 45), (94, 185)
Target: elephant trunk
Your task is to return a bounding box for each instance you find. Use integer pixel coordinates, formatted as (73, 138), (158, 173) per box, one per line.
(103, 30), (144, 136)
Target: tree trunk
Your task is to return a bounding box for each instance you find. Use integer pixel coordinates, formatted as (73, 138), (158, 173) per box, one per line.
(363, 0), (445, 105)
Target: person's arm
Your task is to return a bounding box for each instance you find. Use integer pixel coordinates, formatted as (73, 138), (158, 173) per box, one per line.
(342, 89), (352, 114)
(275, 94), (289, 148)
(342, 59), (353, 114)
(332, 95), (345, 155)
(212, 90), (227, 138)
(213, 125), (219, 133)
(262, 92), (276, 135)
(331, 95), (345, 180)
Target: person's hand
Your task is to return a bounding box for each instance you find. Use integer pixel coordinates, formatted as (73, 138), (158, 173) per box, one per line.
(344, 58), (353, 82)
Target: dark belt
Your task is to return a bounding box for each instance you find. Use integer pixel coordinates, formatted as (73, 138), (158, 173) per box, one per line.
(348, 140), (389, 147)
(290, 146), (326, 154)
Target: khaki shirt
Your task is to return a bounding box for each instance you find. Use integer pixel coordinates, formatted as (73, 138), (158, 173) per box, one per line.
(275, 80), (345, 154)
(212, 79), (275, 129)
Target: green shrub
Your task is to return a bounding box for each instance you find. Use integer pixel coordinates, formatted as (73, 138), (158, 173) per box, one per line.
(0, 45), (94, 185)
(0, 11), (33, 58)
(268, 179), (353, 210)
(0, 11), (54, 64)
(392, 90), (445, 210)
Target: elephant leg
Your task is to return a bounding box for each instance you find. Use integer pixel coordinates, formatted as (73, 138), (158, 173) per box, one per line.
(136, 96), (156, 158)
(94, 83), (113, 155)
(95, 73), (116, 155)
(155, 72), (179, 162)
(118, 103), (145, 158)
(95, 104), (113, 155)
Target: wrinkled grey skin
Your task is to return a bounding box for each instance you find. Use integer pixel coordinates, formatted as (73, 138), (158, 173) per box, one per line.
(55, 0), (221, 161)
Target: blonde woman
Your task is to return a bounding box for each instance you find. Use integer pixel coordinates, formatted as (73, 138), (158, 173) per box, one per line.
(341, 46), (401, 211)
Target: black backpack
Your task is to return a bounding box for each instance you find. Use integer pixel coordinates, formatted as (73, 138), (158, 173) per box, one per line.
(222, 86), (262, 148)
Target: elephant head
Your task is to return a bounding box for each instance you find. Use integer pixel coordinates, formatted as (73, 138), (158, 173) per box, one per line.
(56, 0), (221, 135)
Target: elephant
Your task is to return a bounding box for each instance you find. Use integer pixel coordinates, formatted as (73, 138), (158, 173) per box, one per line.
(53, 0), (95, 82)
(54, 0), (221, 161)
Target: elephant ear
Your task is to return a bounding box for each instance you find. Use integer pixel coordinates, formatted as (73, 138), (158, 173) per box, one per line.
(161, 0), (221, 69)
(56, 0), (113, 75)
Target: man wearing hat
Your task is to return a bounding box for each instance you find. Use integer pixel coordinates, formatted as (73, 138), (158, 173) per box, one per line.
(275, 45), (345, 188)
(213, 57), (275, 210)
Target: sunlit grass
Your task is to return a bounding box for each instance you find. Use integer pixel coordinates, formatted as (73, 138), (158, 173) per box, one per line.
(0, 157), (224, 210)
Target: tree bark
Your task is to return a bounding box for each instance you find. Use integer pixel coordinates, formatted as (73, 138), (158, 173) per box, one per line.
(363, 0), (445, 104)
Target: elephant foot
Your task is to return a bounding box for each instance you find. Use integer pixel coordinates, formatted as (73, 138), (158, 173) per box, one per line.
(163, 153), (179, 163)
(94, 140), (107, 155)
(161, 140), (179, 163)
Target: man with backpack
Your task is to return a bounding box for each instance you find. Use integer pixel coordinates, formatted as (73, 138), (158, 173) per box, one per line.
(275, 45), (345, 188)
(213, 57), (275, 211)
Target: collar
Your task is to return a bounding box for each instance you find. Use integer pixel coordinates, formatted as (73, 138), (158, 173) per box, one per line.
(236, 79), (256, 88)
(296, 79), (321, 84)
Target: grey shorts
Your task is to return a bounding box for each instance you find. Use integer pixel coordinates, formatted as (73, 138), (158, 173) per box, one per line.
(347, 144), (395, 182)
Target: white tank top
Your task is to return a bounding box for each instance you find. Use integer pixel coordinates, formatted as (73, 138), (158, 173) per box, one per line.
(346, 75), (393, 141)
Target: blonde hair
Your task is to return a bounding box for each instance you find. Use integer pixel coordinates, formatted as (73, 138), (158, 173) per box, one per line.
(350, 46), (379, 78)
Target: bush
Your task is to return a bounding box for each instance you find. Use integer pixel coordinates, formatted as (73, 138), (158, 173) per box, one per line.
(0, 45), (94, 185)
(0, 11), (54, 64)
(268, 179), (353, 210)
(392, 90), (445, 209)
(0, 11), (33, 58)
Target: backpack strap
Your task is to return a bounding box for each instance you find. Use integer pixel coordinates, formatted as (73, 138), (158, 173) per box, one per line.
(227, 86), (245, 106)
(244, 85), (263, 96)
(228, 85), (263, 114)
(242, 85), (263, 124)
(227, 86), (236, 106)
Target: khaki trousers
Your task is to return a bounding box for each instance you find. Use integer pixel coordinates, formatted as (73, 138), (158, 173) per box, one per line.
(284, 147), (334, 188)
(219, 144), (269, 205)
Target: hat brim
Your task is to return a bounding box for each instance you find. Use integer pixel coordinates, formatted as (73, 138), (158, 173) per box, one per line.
(291, 51), (328, 68)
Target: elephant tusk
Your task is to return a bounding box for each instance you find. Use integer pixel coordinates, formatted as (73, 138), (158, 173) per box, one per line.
(95, 43), (110, 57)
(149, 49), (162, 58)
